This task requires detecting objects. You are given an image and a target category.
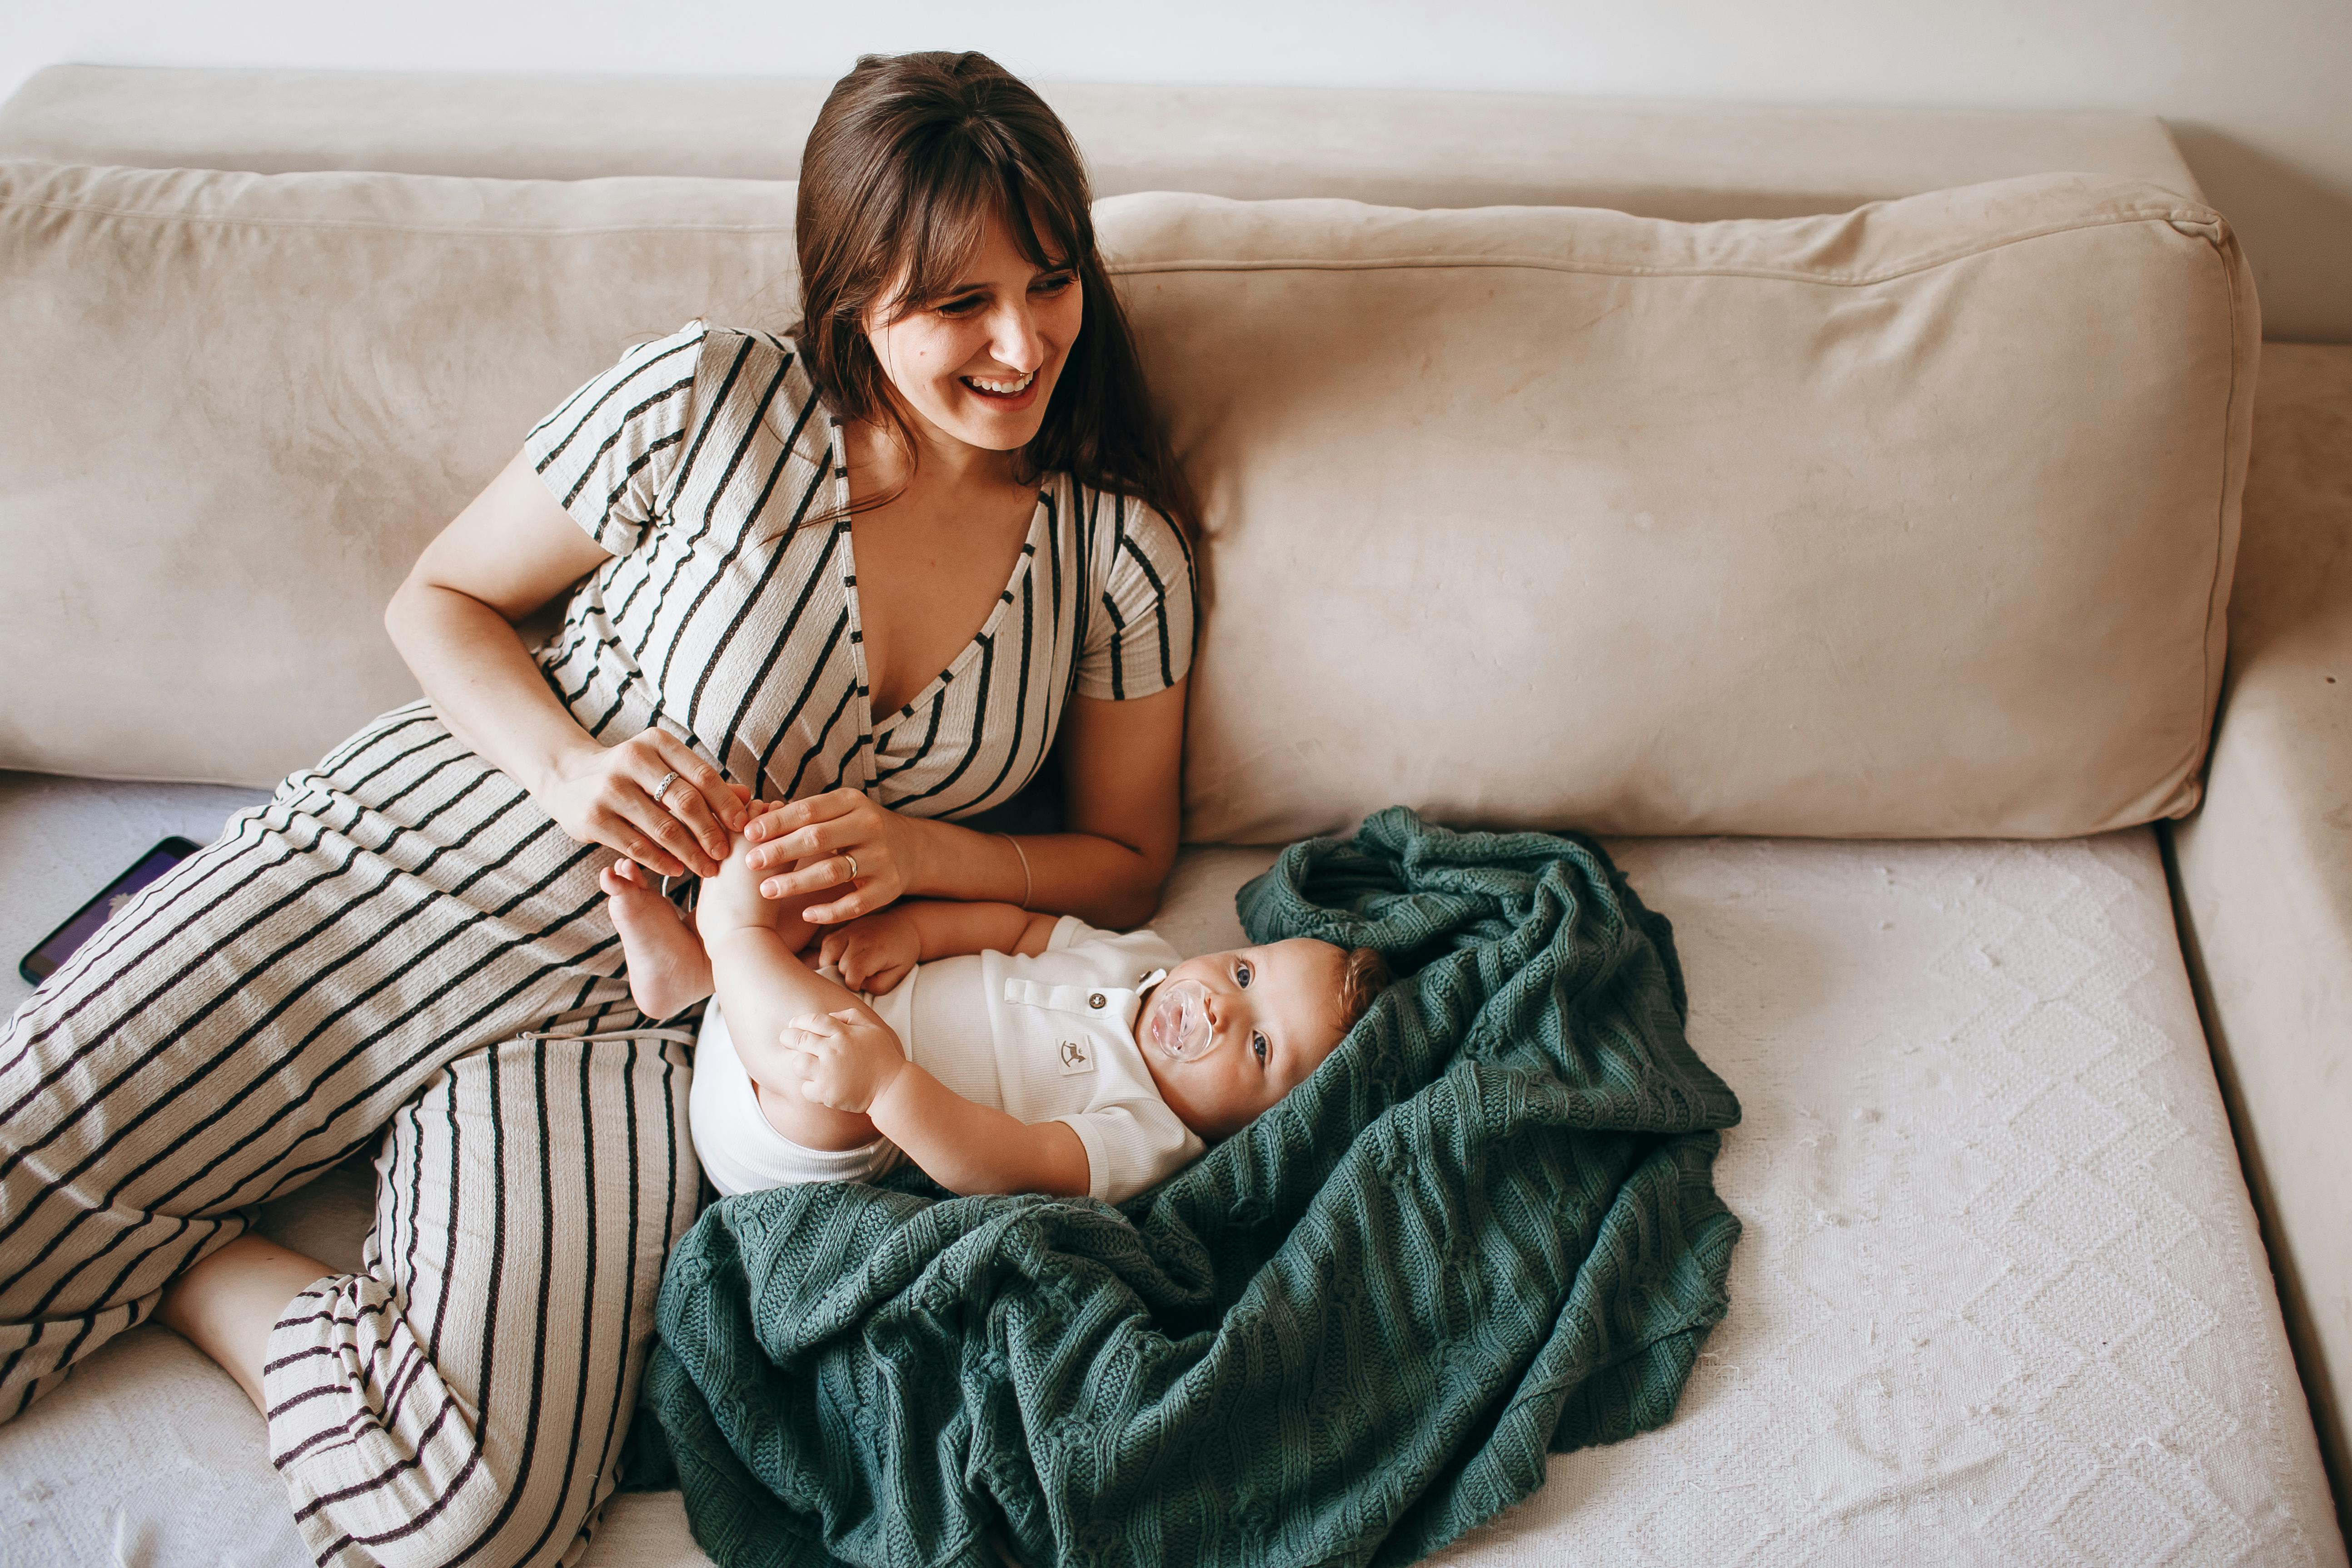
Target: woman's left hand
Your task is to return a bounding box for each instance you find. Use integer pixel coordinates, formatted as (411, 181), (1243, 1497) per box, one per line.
(741, 788), (920, 923)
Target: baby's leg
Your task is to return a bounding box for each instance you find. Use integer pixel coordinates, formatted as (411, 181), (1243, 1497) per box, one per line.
(603, 856), (838, 1019)
(706, 926), (897, 1154)
(600, 860), (714, 1020)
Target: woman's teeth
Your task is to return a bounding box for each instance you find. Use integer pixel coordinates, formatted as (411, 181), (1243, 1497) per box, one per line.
(963, 371), (1035, 397)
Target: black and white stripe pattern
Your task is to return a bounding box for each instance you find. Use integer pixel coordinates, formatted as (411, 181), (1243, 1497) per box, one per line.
(0, 324), (1192, 1563)
(0, 706), (695, 1566)
(266, 1025), (694, 1568)
(525, 323), (1196, 815)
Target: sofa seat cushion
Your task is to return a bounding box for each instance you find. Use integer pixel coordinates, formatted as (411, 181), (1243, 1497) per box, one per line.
(2168, 341), (2352, 1512)
(0, 771), (274, 1016)
(1, 789), (2337, 1565)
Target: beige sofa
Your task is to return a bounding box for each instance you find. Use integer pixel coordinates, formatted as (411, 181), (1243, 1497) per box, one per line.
(0, 66), (2346, 1568)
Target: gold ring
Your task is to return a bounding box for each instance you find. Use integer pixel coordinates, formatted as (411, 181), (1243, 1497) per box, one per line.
(840, 852), (859, 881)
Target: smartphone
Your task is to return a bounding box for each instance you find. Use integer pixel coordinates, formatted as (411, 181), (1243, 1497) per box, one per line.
(18, 836), (202, 986)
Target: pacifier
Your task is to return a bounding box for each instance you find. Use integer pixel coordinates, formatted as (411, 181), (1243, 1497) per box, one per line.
(1146, 976), (1220, 1062)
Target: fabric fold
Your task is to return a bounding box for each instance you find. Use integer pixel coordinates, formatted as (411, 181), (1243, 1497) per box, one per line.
(634, 806), (1742, 1567)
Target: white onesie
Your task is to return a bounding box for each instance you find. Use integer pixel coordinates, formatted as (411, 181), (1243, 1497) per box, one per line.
(689, 917), (1208, 1205)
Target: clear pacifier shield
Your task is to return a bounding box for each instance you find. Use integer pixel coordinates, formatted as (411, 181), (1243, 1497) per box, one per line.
(1146, 976), (1216, 1061)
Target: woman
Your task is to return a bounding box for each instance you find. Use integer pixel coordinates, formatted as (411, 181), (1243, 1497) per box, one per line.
(0, 51), (1192, 1568)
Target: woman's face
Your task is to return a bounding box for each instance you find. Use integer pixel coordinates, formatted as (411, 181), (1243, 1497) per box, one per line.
(863, 211), (1084, 458)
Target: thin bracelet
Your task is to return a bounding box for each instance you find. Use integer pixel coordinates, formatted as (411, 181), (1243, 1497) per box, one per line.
(997, 831), (1033, 910)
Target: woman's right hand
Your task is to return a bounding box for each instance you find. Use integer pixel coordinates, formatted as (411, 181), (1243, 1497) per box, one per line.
(387, 450), (750, 880)
(537, 730), (747, 879)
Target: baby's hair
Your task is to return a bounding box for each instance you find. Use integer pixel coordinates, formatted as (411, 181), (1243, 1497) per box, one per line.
(1333, 946), (1390, 1035)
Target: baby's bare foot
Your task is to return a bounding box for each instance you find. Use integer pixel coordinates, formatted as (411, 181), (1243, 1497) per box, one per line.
(601, 862), (714, 1020)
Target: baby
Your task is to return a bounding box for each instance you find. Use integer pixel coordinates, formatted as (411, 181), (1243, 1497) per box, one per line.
(603, 827), (1385, 1205)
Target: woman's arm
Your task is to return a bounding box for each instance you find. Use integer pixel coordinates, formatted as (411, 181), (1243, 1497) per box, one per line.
(384, 450), (743, 877)
(744, 678), (1187, 929)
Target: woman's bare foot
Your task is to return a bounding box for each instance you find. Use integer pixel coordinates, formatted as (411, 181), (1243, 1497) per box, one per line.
(601, 860), (715, 1019)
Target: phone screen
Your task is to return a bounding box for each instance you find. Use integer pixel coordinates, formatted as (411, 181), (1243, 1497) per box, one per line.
(20, 838), (199, 985)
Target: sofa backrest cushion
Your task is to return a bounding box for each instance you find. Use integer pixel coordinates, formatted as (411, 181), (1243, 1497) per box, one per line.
(1111, 178), (2258, 839)
(0, 161), (2256, 839)
(0, 162), (798, 793)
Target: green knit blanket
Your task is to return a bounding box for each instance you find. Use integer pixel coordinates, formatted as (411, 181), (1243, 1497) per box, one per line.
(631, 807), (1743, 1567)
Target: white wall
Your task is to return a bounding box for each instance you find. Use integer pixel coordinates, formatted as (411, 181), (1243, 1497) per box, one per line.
(5, 0), (2347, 340)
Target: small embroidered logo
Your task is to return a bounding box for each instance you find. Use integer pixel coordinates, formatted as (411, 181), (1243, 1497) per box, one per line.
(1058, 1039), (1091, 1074)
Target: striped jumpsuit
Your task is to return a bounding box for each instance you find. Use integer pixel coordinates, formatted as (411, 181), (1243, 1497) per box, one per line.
(0, 323), (1195, 1567)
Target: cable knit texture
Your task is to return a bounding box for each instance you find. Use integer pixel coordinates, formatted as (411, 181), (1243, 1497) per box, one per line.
(632, 807), (1744, 1566)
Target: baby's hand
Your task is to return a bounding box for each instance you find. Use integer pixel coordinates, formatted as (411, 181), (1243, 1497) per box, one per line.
(817, 910), (921, 995)
(782, 1008), (905, 1114)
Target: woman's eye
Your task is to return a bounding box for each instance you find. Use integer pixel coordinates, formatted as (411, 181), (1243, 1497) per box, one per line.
(1235, 960), (1253, 988)
(1252, 1031), (1269, 1066)
(1031, 272), (1076, 294)
(935, 295), (983, 317)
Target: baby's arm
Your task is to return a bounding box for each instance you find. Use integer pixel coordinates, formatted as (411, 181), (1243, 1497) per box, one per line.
(787, 1012), (1088, 1197)
(817, 899), (1059, 992)
(875, 1070), (1089, 1197)
(900, 900), (1061, 959)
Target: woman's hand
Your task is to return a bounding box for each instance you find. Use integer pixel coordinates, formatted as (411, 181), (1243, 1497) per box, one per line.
(742, 788), (919, 923)
(817, 910), (922, 995)
(538, 732), (747, 879)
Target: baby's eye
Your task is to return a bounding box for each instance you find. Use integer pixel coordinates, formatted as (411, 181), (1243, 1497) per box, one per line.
(1251, 1031), (1269, 1066)
(1235, 959), (1253, 988)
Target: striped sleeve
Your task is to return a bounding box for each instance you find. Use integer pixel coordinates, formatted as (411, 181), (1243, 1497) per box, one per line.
(1074, 494), (1196, 701)
(523, 322), (708, 556)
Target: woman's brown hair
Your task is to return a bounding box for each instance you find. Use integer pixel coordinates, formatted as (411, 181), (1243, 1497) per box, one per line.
(792, 51), (1194, 535)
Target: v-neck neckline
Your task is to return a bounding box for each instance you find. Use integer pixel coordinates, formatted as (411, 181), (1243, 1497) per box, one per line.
(828, 418), (1052, 786)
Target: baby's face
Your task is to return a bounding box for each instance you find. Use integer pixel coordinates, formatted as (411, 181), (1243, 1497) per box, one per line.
(1137, 938), (1350, 1141)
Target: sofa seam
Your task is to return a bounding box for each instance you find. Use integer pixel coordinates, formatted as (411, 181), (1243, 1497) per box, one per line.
(2117, 220), (2243, 828)
(0, 195), (2207, 284)
(0, 194), (795, 239)
(1102, 206), (2212, 289)
(2188, 220), (2247, 808)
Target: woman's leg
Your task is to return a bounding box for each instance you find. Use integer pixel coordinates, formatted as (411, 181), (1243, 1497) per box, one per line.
(0, 702), (697, 1565)
(265, 1028), (693, 1568)
(157, 1231), (334, 1409)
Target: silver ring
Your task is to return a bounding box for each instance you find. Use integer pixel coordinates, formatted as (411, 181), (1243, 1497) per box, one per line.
(839, 851), (859, 881)
(652, 769), (680, 810)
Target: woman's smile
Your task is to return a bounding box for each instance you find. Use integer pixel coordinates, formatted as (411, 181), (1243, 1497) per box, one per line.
(959, 366), (1041, 410)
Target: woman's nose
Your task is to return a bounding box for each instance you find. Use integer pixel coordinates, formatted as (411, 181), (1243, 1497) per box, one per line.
(988, 301), (1045, 374)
